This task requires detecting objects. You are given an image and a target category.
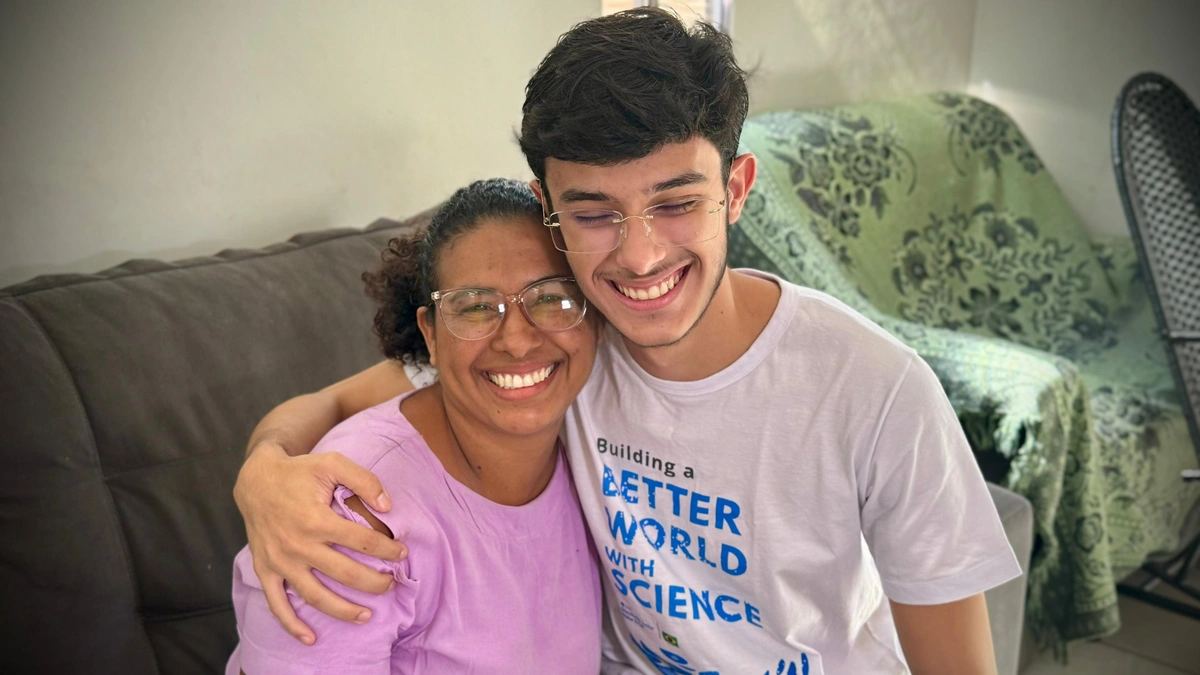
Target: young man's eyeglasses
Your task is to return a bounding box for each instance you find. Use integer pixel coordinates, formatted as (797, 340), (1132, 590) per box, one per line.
(430, 277), (588, 341)
(543, 197), (727, 253)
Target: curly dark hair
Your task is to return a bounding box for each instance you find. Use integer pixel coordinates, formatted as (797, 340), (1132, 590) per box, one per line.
(519, 7), (749, 201)
(362, 178), (543, 363)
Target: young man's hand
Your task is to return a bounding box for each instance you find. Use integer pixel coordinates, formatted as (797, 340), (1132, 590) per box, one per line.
(233, 441), (407, 645)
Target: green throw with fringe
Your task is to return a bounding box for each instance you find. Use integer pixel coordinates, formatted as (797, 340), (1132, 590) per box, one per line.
(727, 93), (1200, 656)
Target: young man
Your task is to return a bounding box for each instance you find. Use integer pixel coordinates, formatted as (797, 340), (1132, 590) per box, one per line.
(234, 9), (1019, 674)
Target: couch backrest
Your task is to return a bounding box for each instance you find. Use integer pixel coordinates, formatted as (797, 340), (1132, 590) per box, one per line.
(0, 215), (426, 674)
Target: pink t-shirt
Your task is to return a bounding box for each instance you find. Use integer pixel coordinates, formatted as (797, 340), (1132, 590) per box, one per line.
(227, 395), (603, 675)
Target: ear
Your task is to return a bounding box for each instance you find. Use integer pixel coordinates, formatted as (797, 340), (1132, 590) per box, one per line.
(529, 179), (550, 217)
(417, 305), (438, 368)
(724, 153), (758, 226)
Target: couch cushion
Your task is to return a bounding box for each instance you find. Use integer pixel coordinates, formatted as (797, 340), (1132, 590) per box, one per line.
(0, 214), (428, 673)
(0, 297), (157, 672)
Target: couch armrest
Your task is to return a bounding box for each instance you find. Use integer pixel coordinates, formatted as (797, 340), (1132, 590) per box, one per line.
(985, 482), (1034, 675)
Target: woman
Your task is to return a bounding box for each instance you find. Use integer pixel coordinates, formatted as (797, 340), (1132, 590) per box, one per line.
(227, 179), (603, 674)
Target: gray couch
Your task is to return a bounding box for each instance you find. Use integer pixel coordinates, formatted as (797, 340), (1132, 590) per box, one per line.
(0, 212), (1033, 674)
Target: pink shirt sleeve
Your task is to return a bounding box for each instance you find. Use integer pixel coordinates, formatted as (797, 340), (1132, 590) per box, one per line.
(231, 490), (422, 675)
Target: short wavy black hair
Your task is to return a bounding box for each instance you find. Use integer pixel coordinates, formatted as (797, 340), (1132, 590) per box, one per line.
(519, 8), (749, 197)
(362, 178), (542, 363)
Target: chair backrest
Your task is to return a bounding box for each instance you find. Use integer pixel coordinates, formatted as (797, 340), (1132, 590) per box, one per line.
(1112, 72), (1200, 461)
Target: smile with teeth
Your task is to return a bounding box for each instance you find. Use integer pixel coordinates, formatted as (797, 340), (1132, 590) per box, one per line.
(615, 269), (683, 301)
(486, 364), (556, 390)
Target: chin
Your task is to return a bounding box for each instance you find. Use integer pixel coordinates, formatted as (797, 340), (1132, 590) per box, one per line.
(493, 411), (562, 438)
(609, 320), (692, 350)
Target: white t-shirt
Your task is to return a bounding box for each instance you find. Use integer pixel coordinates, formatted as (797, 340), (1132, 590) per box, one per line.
(563, 272), (1021, 675)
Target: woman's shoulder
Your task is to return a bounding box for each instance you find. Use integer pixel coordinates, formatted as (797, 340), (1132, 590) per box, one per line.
(317, 399), (448, 528)
(313, 397), (450, 537)
(311, 396), (424, 470)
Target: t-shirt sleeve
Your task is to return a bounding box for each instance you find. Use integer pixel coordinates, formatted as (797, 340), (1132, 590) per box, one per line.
(231, 493), (423, 675)
(858, 354), (1021, 606)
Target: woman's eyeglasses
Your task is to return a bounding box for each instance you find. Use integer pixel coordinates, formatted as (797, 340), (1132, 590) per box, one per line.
(430, 277), (587, 341)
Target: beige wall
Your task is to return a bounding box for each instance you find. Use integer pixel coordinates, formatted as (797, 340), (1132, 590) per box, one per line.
(7, 0), (1196, 286)
(0, 0), (594, 287)
(967, 0), (1200, 236)
(735, 0), (978, 114)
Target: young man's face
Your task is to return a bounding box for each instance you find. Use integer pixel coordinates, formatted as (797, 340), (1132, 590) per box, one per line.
(534, 138), (755, 350)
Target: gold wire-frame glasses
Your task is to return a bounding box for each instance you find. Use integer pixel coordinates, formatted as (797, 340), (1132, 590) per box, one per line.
(543, 196), (727, 253)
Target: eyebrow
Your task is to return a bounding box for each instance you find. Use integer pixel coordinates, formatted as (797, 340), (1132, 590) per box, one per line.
(648, 171), (709, 194)
(558, 188), (613, 204)
(556, 171), (711, 205)
(456, 274), (569, 294)
(522, 273), (570, 291)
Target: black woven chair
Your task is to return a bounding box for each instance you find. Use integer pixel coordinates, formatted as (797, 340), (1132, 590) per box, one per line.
(1112, 71), (1200, 620)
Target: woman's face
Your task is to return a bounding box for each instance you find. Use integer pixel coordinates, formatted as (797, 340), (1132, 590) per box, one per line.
(417, 215), (600, 439)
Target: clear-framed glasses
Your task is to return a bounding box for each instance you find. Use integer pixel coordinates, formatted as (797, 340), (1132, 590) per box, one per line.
(430, 277), (587, 341)
(544, 196), (727, 253)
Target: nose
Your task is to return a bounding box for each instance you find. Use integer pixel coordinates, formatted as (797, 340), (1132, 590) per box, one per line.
(489, 300), (543, 358)
(613, 217), (669, 276)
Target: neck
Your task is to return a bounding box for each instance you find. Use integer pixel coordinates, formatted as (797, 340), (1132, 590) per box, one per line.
(404, 385), (561, 507)
(623, 269), (781, 382)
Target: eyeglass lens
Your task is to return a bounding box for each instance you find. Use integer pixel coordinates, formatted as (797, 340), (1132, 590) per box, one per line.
(437, 279), (586, 340)
(549, 198), (724, 253)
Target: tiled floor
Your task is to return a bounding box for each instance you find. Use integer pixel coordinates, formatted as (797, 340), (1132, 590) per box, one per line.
(1022, 574), (1200, 675)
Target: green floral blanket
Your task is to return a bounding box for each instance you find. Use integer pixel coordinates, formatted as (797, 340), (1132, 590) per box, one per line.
(727, 93), (1200, 654)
